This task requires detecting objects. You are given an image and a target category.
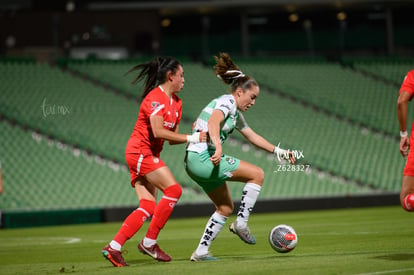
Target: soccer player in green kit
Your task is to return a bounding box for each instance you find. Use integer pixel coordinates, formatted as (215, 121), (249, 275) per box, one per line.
(185, 53), (295, 261)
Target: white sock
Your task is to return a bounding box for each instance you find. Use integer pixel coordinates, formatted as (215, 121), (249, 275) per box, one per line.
(236, 183), (261, 229)
(195, 212), (227, 255)
(143, 237), (157, 247)
(109, 240), (121, 251)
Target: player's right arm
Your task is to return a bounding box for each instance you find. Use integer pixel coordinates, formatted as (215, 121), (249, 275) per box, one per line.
(397, 91), (411, 158)
(208, 110), (224, 166)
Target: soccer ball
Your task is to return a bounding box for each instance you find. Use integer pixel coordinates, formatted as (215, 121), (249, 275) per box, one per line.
(269, 224), (298, 253)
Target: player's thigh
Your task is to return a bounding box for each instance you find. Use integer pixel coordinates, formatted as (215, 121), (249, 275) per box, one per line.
(207, 183), (234, 216)
(230, 160), (264, 184)
(134, 178), (158, 201)
(400, 175), (414, 202)
(144, 166), (178, 191)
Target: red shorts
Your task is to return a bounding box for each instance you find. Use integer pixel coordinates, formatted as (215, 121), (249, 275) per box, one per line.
(404, 128), (414, 176)
(125, 152), (166, 187)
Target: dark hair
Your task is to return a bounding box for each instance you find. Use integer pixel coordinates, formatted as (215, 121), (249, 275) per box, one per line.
(126, 56), (182, 99)
(214, 52), (258, 92)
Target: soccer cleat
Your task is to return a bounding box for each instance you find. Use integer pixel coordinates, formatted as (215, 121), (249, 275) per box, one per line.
(101, 244), (129, 267)
(229, 221), (256, 244)
(190, 252), (218, 262)
(137, 240), (172, 262)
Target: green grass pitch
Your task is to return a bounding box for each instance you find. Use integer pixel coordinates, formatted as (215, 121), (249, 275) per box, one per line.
(1, 205), (414, 274)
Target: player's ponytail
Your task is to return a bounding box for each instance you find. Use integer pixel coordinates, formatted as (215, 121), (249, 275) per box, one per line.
(126, 56), (182, 99)
(214, 52), (258, 93)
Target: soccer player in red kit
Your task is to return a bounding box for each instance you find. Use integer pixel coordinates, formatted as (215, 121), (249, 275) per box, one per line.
(102, 56), (206, 266)
(397, 69), (414, 211)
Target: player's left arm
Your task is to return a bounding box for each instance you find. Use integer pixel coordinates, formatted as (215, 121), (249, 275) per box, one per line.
(239, 127), (274, 152)
(239, 127), (296, 164)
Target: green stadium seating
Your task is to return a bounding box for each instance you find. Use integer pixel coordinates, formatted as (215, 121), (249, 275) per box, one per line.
(238, 59), (406, 135)
(0, 58), (405, 212)
(67, 59), (405, 191)
(342, 56), (414, 84)
(66, 59), (145, 98)
(0, 121), (213, 211)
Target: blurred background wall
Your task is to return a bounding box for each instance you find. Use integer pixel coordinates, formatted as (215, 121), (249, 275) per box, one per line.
(1, 0), (413, 61)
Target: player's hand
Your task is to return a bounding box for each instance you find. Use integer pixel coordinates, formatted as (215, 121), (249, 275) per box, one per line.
(187, 131), (208, 143)
(280, 150), (296, 164)
(199, 132), (208, 142)
(274, 144), (296, 164)
(210, 147), (222, 166)
(288, 151), (296, 164)
(400, 136), (410, 158)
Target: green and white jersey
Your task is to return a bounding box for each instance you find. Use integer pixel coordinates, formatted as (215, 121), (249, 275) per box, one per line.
(187, 94), (248, 153)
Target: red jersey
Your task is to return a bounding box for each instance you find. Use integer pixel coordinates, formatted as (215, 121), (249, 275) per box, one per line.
(126, 86), (182, 157)
(401, 70), (414, 176)
(400, 70), (414, 99)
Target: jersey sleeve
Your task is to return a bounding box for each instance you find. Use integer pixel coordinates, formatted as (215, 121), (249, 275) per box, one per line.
(400, 70), (414, 99)
(236, 111), (249, 130)
(215, 95), (236, 118)
(143, 91), (165, 118)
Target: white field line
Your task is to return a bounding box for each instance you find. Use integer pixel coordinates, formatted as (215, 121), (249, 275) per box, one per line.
(355, 267), (414, 275)
(0, 237), (81, 246)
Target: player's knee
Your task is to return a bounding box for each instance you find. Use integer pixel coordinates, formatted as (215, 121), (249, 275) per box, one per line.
(253, 167), (265, 184)
(401, 193), (414, 212)
(244, 165), (264, 184)
(164, 183), (182, 199)
(139, 199), (156, 216)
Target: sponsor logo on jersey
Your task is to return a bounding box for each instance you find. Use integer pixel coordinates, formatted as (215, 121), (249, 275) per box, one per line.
(226, 157), (236, 165)
(151, 101), (160, 110)
(219, 104), (231, 111)
(163, 121), (176, 129)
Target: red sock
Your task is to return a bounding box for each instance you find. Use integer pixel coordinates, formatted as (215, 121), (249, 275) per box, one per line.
(146, 184), (182, 240)
(113, 199), (156, 246)
(403, 193), (414, 211)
